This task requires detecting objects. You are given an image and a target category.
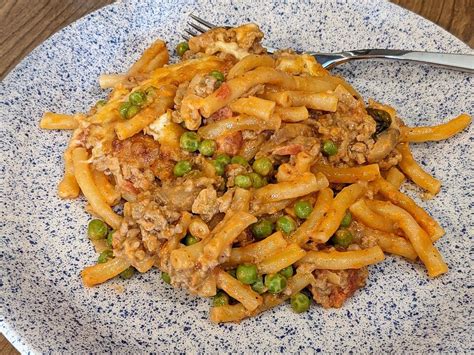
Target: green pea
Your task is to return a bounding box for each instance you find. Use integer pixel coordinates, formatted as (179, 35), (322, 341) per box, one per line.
(332, 229), (353, 248)
(215, 154), (231, 166)
(106, 230), (114, 248)
(119, 102), (131, 119)
(119, 267), (135, 279)
(173, 160), (192, 177)
(322, 140), (338, 156)
(176, 41), (189, 56)
(294, 200), (313, 219)
(96, 99), (107, 108)
(88, 219), (108, 240)
(276, 215), (296, 235)
(279, 265), (294, 279)
(145, 86), (157, 97)
(212, 160), (225, 176)
(235, 175), (252, 189)
(236, 264), (258, 285)
(126, 104), (140, 119)
(227, 269), (237, 278)
(340, 211), (352, 228)
(212, 291), (229, 307)
(264, 273), (287, 294)
(290, 292), (311, 313)
(252, 157), (273, 176)
(129, 90), (146, 106)
(248, 172), (267, 188)
(251, 275), (266, 294)
(209, 70), (225, 82)
(184, 234), (199, 246)
(251, 219), (274, 240)
(98, 249), (113, 264)
(198, 139), (216, 156)
(231, 155), (248, 166)
(180, 131), (201, 152)
(161, 272), (171, 284)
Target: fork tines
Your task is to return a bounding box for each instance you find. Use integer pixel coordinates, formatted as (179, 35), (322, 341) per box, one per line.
(182, 14), (216, 41)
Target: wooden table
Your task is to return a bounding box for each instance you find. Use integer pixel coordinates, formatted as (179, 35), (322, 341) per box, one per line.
(0, 0), (472, 352)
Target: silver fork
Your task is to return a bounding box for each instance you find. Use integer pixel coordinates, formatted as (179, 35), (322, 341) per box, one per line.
(185, 14), (474, 73)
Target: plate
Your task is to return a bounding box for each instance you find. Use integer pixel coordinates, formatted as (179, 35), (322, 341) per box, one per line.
(1, 0), (473, 352)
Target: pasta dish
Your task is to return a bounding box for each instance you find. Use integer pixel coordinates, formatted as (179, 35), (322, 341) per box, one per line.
(40, 24), (471, 323)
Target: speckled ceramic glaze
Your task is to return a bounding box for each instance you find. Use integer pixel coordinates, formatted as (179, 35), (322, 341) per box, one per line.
(1, 0), (473, 353)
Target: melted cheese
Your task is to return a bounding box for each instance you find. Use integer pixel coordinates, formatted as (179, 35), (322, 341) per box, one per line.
(145, 110), (185, 148)
(208, 41), (250, 60)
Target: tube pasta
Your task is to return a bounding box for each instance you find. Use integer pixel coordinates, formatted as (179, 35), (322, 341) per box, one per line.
(349, 199), (399, 234)
(201, 211), (257, 263)
(274, 106), (309, 122)
(299, 246), (385, 270)
(40, 112), (79, 130)
(254, 172), (329, 203)
(98, 74), (128, 89)
(198, 114), (281, 139)
(285, 91), (338, 112)
(58, 144), (80, 199)
(91, 169), (121, 206)
(312, 163), (381, 184)
(290, 188), (334, 246)
(373, 178), (444, 241)
(229, 188), (252, 212)
(257, 243), (306, 274)
(228, 54), (275, 79)
(366, 200), (448, 277)
(372, 230), (418, 261)
(384, 167), (405, 189)
(401, 113), (471, 142)
(189, 217), (210, 240)
(229, 96), (276, 120)
(81, 257), (131, 287)
(397, 143), (441, 195)
(128, 39), (169, 75)
(199, 67), (344, 117)
(259, 91), (291, 107)
(72, 147), (122, 229)
(311, 183), (367, 243)
(216, 269), (262, 311)
(227, 232), (287, 266)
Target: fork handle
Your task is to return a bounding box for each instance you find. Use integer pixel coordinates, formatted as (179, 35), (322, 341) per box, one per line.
(319, 49), (474, 72)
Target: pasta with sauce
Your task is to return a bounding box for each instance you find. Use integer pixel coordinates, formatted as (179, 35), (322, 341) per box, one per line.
(40, 23), (471, 323)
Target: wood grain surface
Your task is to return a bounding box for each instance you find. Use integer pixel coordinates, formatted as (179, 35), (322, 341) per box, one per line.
(0, 0), (472, 353)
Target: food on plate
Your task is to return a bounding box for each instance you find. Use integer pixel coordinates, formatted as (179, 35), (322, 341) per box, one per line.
(40, 23), (471, 323)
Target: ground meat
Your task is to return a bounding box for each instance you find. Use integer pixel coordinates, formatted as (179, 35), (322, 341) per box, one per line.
(233, 228), (255, 247)
(303, 84), (378, 167)
(188, 24), (265, 59)
(310, 268), (368, 308)
(255, 123), (314, 158)
(192, 187), (220, 221)
(206, 106), (233, 124)
(156, 175), (217, 211)
(193, 75), (218, 97)
(92, 134), (162, 199)
(271, 136), (320, 156)
(378, 147), (402, 170)
(112, 194), (184, 272)
(216, 131), (243, 156)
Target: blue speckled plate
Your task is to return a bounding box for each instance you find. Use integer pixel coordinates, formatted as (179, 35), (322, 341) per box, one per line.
(1, 0), (473, 353)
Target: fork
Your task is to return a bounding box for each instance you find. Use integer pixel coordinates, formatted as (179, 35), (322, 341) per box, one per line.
(184, 14), (474, 73)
